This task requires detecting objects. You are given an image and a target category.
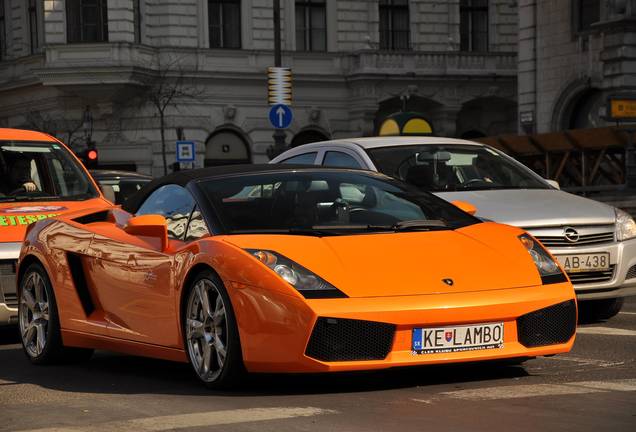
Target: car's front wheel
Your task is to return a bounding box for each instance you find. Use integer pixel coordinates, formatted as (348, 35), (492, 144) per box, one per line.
(18, 263), (93, 364)
(184, 270), (244, 388)
(579, 297), (624, 323)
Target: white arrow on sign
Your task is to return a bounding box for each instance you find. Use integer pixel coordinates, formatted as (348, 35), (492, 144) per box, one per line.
(277, 106), (285, 127)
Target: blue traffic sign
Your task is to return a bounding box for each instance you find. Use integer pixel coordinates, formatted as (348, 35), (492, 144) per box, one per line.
(176, 141), (195, 162)
(269, 104), (293, 129)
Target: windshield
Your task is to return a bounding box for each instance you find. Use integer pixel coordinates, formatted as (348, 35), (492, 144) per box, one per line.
(366, 145), (549, 192)
(0, 141), (99, 202)
(199, 170), (479, 235)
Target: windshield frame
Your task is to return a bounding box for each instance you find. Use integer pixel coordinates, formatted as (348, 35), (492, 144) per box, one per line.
(0, 140), (100, 202)
(192, 168), (482, 236)
(365, 143), (552, 192)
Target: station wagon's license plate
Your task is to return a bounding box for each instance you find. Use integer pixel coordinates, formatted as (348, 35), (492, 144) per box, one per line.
(412, 322), (504, 354)
(555, 253), (610, 273)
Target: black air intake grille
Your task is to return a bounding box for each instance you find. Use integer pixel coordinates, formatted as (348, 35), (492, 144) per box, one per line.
(626, 265), (636, 280)
(305, 317), (395, 362)
(517, 300), (576, 348)
(0, 260), (17, 309)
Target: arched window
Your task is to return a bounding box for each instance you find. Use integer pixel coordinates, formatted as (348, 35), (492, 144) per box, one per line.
(204, 130), (250, 167)
(291, 129), (329, 147)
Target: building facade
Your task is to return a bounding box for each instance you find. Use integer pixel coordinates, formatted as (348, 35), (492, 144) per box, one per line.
(0, 0), (517, 175)
(518, 0), (636, 134)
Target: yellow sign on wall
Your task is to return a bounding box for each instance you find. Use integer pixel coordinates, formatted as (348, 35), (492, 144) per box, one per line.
(610, 98), (636, 119)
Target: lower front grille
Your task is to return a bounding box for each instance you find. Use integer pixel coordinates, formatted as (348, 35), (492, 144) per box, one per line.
(517, 300), (577, 348)
(0, 260), (18, 308)
(626, 265), (636, 280)
(567, 266), (615, 285)
(305, 317), (395, 362)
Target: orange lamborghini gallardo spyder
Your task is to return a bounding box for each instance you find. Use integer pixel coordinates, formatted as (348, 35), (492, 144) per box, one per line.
(17, 165), (576, 388)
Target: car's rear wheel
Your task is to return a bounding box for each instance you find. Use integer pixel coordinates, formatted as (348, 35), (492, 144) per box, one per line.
(18, 263), (93, 364)
(579, 297), (624, 323)
(184, 271), (243, 388)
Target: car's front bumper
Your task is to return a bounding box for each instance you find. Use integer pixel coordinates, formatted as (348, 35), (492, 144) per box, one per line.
(0, 242), (20, 326)
(547, 237), (636, 301)
(231, 281), (576, 374)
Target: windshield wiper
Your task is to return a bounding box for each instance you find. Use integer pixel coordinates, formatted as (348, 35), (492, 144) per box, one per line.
(0, 196), (17, 202)
(312, 220), (448, 233)
(229, 228), (340, 237)
(8, 195), (62, 202)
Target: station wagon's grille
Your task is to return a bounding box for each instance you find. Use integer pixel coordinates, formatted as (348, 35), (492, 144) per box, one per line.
(567, 266), (615, 285)
(517, 300), (576, 348)
(534, 232), (615, 248)
(305, 317), (395, 362)
(0, 260), (18, 309)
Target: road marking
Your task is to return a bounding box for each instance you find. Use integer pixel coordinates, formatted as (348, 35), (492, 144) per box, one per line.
(545, 355), (625, 368)
(441, 379), (636, 401)
(577, 326), (636, 336)
(619, 311), (636, 315)
(16, 407), (337, 432)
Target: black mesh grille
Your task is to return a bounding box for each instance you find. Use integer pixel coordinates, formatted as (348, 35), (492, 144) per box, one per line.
(517, 300), (576, 348)
(626, 265), (636, 280)
(305, 317), (395, 362)
(0, 260), (17, 308)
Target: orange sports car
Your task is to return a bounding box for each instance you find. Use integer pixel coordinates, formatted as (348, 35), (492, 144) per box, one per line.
(17, 165), (577, 388)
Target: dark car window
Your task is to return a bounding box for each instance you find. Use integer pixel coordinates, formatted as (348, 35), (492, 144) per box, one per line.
(280, 152), (317, 165)
(323, 151), (362, 169)
(199, 170), (479, 235)
(0, 141), (98, 201)
(97, 178), (150, 205)
(136, 184), (195, 240)
(366, 145), (548, 192)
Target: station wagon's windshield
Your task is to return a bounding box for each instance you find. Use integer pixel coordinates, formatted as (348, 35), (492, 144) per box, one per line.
(199, 171), (479, 235)
(366, 145), (549, 192)
(0, 141), (98, 202)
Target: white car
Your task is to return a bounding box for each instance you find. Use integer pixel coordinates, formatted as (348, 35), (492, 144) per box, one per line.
(271, 137), (636, 320)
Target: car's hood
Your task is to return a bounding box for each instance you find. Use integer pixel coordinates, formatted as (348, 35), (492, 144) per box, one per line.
(224, 223), (543, 298)
(436, 189), (616, 228)
(0, 198), (110, 243)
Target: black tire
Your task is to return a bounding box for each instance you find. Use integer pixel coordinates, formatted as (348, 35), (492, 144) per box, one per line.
(183, 270), (244, 389)
(578, 297), (624, 323)
(18, 263), (93, 364)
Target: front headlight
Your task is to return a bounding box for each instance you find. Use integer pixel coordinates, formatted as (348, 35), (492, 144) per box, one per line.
(616, 208), (636, 241)
(246, 249), (347, 299)
(518, 234), (568, 284)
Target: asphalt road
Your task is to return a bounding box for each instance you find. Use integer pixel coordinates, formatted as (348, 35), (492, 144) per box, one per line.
(1, 299), (635, 432)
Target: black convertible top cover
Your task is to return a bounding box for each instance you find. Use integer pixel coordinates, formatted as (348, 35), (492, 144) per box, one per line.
(122, 163), (325, 213)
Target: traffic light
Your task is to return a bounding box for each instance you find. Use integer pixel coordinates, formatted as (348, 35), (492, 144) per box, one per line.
(81, 141), (99, 168)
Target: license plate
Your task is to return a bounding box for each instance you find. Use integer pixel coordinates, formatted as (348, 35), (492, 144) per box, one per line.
(412, 322), (504, 354)
(555, 253), (610, 273)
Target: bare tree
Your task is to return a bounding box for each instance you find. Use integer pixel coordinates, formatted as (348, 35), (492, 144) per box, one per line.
(131, 55), (207, 175)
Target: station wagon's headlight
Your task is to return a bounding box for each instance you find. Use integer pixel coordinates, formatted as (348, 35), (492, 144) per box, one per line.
(616, 208), (636, 241)
(247, 249), (347, 299)
(518, 234), (567, 284)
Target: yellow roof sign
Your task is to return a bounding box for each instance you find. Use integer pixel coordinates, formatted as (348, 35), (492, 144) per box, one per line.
(610, 98), (636, 119)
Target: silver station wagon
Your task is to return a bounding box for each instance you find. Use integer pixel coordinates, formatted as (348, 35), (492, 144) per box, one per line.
(271, 137), (636, 320)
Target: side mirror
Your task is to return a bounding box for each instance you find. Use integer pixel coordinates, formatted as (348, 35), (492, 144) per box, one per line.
(124, 214), (168, 251)
(451, 200), (478, 216)
(545, 179), (560, 190)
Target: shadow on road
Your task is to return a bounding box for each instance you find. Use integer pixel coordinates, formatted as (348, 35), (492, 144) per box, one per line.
(0, 334), (530, 397)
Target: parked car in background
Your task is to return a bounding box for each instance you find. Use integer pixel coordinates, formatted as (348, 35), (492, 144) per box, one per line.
(271, 137), (636, 320)
(0, 128), (111, 326)
(17, 165), (576, 388)
(90, 170), (152, 205)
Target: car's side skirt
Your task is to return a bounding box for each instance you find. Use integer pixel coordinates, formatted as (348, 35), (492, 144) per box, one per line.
(61, 329), (188, 363)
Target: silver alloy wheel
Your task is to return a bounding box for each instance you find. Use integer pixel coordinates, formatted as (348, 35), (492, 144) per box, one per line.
(19, 271), (50, 358)
(186, 278), (228, 382)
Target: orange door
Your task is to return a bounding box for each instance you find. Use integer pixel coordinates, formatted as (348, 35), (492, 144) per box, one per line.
(86, 231), (180, 348)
